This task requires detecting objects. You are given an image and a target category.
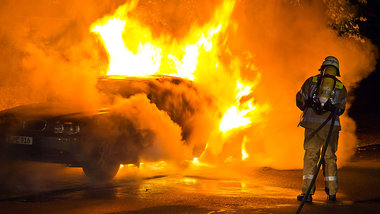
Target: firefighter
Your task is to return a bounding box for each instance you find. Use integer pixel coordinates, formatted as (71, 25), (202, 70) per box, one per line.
(296, 56), (347, 202)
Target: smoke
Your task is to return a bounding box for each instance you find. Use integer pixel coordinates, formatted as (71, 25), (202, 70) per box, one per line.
(0, 0), (377, 172)
(88, 78), (215, 165)
(124, 0), (377, 169)
(0, 0), (126, 110)
(112, 94), (189, 163)
(225, 0), (377, 168)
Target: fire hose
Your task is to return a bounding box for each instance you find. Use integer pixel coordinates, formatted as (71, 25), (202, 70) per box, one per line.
(296, 108), (338, 214)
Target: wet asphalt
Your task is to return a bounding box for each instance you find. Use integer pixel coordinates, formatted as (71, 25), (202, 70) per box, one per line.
(0, 157), (379, 214)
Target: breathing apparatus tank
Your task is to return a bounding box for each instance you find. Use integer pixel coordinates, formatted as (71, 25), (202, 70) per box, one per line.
(318, 66), (337, 107)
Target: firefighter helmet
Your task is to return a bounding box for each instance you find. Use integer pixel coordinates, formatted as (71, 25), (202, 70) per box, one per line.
(320, 56), (340, 76)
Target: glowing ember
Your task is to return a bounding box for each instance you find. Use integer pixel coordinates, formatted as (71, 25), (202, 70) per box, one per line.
(192, 157), (200, 164)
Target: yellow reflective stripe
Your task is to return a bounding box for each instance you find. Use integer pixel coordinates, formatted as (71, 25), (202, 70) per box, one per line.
(303, 175), (314, 180)
(325, 176), (337, 181)
(335, 81), (343, 89)
(312, 76), (318, 83)
(311, 75), (343, 89)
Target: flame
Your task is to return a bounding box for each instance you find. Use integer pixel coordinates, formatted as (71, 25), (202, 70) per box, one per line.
(91, 0), (270, 163)
(91, 0), (162, 77)
(188, 157), (215, 169)
(192, 157), (200, 165)
(219, 80), (257, 132)
(241, 136), (249, 160)
(91, 0), (235, 80)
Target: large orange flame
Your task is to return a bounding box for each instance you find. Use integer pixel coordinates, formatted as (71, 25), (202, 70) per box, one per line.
(91, 0), (233, 81)
(91, 0), (269, 162)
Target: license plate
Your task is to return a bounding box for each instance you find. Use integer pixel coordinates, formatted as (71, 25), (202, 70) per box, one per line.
(8, 136), (33, 145)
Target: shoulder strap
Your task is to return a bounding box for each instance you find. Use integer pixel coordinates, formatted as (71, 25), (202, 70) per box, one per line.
(312, 75), (319, 83)
(335, 80), (343, 89)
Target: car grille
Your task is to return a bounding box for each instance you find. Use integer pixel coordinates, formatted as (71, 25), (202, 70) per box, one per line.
(23, 119), (47, 131)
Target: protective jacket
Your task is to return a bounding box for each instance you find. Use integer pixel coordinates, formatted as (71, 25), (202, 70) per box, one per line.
(296, 74), (347, 196)
(296, 75), (347, 131)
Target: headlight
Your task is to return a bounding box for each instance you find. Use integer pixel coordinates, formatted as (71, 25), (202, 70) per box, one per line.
(54, 122), (80, 135)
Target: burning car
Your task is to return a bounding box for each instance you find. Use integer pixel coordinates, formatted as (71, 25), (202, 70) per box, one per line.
(0, 75), (208, 181)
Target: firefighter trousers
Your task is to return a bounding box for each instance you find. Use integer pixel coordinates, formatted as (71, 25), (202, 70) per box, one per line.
(302, 127), (339, 195)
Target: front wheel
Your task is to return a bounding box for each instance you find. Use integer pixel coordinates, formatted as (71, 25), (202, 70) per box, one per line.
(82, 159), (120, 182)
(82, 145), (120, 182)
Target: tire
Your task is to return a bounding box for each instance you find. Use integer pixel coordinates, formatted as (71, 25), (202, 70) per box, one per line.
(82, 159), (120, 182)
(82, 146), (120, 182)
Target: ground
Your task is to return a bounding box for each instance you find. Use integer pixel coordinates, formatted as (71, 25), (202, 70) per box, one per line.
(0, 154), (379, 214)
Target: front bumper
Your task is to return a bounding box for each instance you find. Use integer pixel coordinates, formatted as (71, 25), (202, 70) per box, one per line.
(0, 135), (83, 166)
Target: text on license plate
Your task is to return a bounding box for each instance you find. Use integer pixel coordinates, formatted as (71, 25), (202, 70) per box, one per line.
(8, 136), (33, 145)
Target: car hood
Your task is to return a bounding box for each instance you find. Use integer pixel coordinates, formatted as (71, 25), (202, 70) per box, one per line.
(0, 103), (109, 120)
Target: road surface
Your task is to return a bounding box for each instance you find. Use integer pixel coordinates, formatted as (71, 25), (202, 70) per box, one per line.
(0, 156), (379, 214)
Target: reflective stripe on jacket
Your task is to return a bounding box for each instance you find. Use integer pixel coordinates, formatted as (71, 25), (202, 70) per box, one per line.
(296, 75), (347, 130)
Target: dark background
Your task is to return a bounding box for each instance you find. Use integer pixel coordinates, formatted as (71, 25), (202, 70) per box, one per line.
(348, 0), (380, 135)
